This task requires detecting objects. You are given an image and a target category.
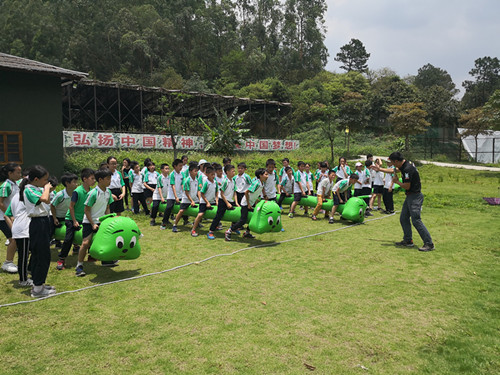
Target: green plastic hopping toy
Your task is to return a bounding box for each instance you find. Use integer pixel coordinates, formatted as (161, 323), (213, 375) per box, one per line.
(89, 214), (142, 261)
(161, 200), (282, 234)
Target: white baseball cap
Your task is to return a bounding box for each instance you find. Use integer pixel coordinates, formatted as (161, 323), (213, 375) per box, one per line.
(198, 159), (208, 166)
(355, 162), (362, 167)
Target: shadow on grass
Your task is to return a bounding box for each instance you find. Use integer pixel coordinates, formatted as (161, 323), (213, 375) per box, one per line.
(88, 266), (141, 283)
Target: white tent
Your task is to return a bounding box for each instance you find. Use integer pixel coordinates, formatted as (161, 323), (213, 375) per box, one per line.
(458, 128), (500, 163)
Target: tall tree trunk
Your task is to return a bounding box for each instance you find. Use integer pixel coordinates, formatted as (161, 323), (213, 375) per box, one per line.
(330, 140), (334, 166)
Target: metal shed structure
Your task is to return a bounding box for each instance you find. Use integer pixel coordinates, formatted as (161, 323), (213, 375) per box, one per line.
(62, 80), (292, 138)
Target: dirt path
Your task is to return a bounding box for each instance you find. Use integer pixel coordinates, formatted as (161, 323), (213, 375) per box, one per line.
(357, 156), (500, 172)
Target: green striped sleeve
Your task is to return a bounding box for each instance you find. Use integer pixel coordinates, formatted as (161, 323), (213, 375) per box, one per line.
(25, 186), (42, 204)
(51, 190), (65, 206)
(118, 171), (125, 187)
(0, 181), (12, 198)
(85, 189), (98, 207)
(4, 203), (13, 217)
(248, 179), (260, 193)
(107, 189), (114, 205)
(244, 174), (252, 185)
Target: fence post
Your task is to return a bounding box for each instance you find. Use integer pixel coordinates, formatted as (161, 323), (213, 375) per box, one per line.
(493, 138), (496, 163)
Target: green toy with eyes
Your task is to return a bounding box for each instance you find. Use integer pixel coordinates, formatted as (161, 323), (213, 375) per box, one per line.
(247, 200), (282, 233)
(89, 214), (142, 261)
(169, 200), (282, 234)
(337, 196), (368, 223)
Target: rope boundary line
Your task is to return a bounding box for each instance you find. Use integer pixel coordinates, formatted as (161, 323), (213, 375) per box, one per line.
(0, 213), (396, 308)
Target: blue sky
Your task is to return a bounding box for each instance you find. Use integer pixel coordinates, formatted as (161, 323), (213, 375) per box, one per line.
(324, 0), (500, 96)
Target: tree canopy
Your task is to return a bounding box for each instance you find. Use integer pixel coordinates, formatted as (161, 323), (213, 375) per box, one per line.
(334, 38), (370, 73)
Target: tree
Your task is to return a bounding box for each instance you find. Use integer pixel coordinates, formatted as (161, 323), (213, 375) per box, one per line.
(459, 108), (492, 161)
(419, 85), (459, 129)
(414, 63), (458, 95)
(338, 92), (370, 153)
(462, 56), (500, 108)
(368, 75), (419, 131)
(334, 38), (370, 73)
(388, 103), (430, 152)
(202, 107), (249, 155)
(316, 105), (339, 165)
(483, 89), (500, 130)
(280, 0), (328, 82)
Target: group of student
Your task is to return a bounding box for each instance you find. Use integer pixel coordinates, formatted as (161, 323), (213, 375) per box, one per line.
(126, 154), (396, 235)
(0, 153), (397, 297)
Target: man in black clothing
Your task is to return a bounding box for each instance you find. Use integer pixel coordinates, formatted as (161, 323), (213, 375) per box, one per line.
(374, 152), (434, 252)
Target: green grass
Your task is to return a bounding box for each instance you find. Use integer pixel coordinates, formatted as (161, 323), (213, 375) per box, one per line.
(0, 165), (499, 374)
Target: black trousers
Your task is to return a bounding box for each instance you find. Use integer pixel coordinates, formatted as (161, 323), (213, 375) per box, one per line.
(209, 200), (233, 231)
(161, 199), (177, 225)
(16, 238), (30, 282)
(151, 199), (162, 219)
(132, 192), (150, 214)
(29, 217), (51, 286)
(383, 188), (394, 212)
(230, 205), (249, 232)
(60, 219), (80, 258)
(277, 193), (291, 207)
(236, 192), (245, 206)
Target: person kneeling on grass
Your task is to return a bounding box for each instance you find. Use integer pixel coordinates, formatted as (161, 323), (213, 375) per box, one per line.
(76, 169), (117, 277)
(225, 168), (268, 241)
(329, 174), (359, 224)
(312, 169), (335, 221)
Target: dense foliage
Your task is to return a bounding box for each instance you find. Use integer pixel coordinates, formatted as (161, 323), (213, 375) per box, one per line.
(1, 0), (499, 156)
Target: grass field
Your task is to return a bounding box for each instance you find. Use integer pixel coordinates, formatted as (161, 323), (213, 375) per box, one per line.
(0, 165), (499, 374)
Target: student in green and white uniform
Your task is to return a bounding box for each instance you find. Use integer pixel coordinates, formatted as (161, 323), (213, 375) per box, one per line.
(333, 157), (352, 182)
(161, 159), (184, 229)
(289, 161), (309, 217)
(50, 173), (78, 248)
(57, 168), (95, 271)
(172, 163), (200, 233)
(193, 166), (218, 238)
(225, 168), (268, 241)
(209, 164), (236, 236)
(129, 161), (150, 215)
(234, 162), (252, 206)
(278, 158), (294, 183)
(150, 163), (170, 226)
(143, 162), (160, 205)
(329, 174), (359, 223)
(312, 169), (335, 220)
(21, 165), (54, 297)
(263, 159), (278, 201)
(107, 156), (126, 215)
(5, 190), (31, 286)
(382, 160), (396, 214)
(305, 163), (314, 195)
(76, 169), (114, 277)
(0, 162), (22, 274)
(277, 166), (294, 209)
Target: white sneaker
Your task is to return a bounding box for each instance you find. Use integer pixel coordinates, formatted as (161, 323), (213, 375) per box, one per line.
(31, 286), (56, 298)
(5, 239), (9, 246)
(1, 261), (18, 273)
(19, 279), (34, 287)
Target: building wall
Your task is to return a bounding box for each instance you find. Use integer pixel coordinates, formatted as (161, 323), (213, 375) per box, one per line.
(0, 70), (64, 177)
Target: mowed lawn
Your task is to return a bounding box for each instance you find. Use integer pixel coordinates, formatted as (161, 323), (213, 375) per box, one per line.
(0, 165), (498, 374)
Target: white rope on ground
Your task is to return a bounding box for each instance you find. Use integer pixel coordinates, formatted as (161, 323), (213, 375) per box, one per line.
(0, 213), (396, 309)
